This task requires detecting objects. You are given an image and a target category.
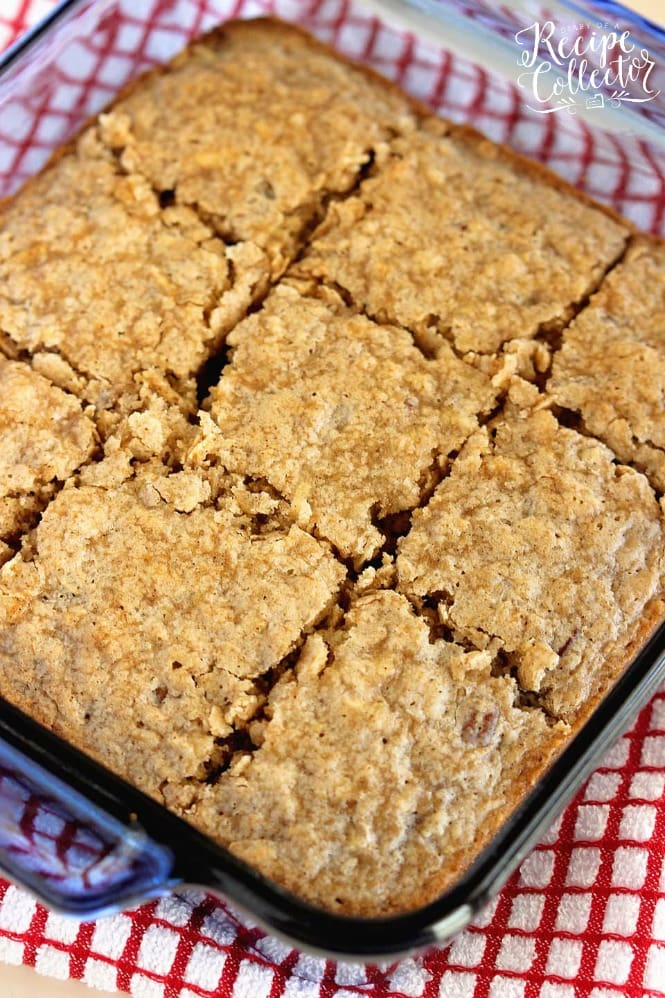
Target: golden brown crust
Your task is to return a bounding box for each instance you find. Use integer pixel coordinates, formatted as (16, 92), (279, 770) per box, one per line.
(0, 128), (234, 411)
(0, 18), (416, 415)
(0, 19), (630, 240)
(570, 595), (665, 729)
(217, 22), (640, 238)
(445, 121), (636, 235)
(95, 18), (416, 271)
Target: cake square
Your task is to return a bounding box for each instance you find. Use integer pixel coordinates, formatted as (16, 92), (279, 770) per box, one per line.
(0, 465), (344, 808)
(0, 131), (234, 412)
(397, 395), (664, 724)
(294, 125), (628, 355)
(193, 590), (568, 915)
(101, 19), (415, 274)
(188, 281), (498, 565)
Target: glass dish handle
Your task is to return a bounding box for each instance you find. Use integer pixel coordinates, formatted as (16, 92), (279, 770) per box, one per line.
(0, 699), (176, 917)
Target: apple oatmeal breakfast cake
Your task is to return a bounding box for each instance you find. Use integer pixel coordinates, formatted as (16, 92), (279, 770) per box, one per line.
(0, 18), (663, 916)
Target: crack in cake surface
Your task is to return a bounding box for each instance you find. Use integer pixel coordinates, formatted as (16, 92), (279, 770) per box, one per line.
(470, 235), (632, 393)
(0, 135), (233, 414)
(0, 355), (98, 565)
(97, 20), (416, 274)
(534, 233), (630, 360)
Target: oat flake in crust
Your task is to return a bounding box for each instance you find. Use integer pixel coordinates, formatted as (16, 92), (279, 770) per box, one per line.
(0, 356), (96, 563)
(189, 282), (497, 565)
(193, 590), (568, 916)
(99, 18), (416, 276)
(295, 126), (628, 355)
(549, 238), (665, 493)
(0, 470), (344, 809)
(397, 398), (664, 724)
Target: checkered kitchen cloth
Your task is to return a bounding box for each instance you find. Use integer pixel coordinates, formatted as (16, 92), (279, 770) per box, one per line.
(1, 0), (665, 995)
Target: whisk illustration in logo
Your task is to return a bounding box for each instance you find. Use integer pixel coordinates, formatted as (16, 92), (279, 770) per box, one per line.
(514, 20), (660, 114)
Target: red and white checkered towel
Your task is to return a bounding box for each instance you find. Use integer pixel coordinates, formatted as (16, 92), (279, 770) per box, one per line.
(1, 1), (665, 995)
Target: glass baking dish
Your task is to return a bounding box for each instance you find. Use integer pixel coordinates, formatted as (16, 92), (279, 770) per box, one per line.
(0, 0), (664, 960)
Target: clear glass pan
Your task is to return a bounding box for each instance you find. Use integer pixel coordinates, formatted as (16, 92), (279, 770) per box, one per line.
(0, 0), (663, 959)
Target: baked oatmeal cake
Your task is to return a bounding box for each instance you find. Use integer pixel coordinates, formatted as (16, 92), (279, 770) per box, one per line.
(0, 355), (96, 565)
(549, 237), (665, 493)
(0, 17), (663, 920)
